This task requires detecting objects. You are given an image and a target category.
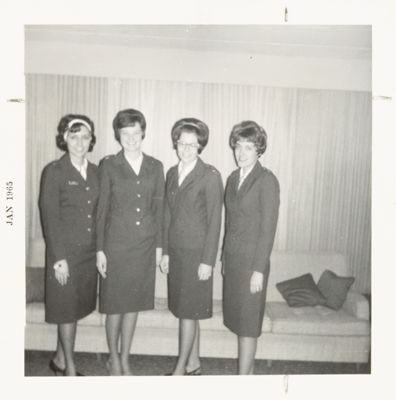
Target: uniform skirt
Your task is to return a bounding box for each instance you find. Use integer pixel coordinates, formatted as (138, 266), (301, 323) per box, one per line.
(99, 239), (156, 314)
(168, 246), (213, 320)
(45, 246), (98, 324)
(223, 252), (269, 338)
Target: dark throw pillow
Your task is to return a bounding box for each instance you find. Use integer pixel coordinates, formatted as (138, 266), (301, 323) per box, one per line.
(276, 273), (327, 307)
(317, 269), (355, 310)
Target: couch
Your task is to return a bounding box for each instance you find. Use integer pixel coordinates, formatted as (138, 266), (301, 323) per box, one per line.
(25, 240), (370, 364)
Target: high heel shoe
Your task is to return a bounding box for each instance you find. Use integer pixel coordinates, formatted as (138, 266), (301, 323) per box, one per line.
(105, 359), (121, 376)
(185, 366), (202, 376)
(62, 371), (85, 376)
(49, 359), (84, 376)
(49, 359), (65, 376)
(164, 366), (202, 376)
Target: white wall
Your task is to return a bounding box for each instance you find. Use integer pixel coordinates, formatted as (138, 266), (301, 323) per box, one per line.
(25, 40), (371, 92)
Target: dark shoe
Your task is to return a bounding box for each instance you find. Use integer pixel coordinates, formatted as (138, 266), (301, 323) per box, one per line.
(49, 359), (65, 376)
(62, 371), (85, 376)
(164, 372), (173, 376)
(185, 366), (202, 376)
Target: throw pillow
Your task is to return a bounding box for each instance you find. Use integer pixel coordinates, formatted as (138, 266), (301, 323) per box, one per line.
(26, 267), (45, 303)
(276, 273), (327, 307)
(317, 269), (355, 310)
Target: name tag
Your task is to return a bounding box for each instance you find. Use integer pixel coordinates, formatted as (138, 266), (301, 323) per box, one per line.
(68, 180), (79, 186)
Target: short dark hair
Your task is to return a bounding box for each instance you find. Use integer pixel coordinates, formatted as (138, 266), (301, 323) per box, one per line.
(56, 114), (96, 152)
(229, 120), (267, 156)
(171, 118), (209, 154)
(113, 109), (146, 142)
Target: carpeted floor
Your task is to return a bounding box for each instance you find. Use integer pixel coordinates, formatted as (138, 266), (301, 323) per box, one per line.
(25, 350), (370, 376)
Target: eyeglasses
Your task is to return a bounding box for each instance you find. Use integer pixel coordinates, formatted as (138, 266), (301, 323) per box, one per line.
(176, 140), (200, 150)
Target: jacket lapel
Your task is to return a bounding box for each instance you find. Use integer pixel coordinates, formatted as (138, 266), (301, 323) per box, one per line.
(168, 166), (178, 193)
(86, 161), (98, 189)
(237, 161), (263, 198)
(227, 169), (239, 198)
(60, 153), (86, 186)
(178, 158), (205, 192)
(115, 150), (136, 179)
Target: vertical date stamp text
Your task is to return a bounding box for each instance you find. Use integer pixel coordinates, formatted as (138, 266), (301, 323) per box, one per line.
(5, 181), (14, 226)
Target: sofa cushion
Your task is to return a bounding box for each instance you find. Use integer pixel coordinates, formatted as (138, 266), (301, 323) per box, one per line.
(26, 267), (45, 303)
(276, 274), (327, 307)
(317, 270), (355, 310)
(26, 302), (104, 326)
(267, 302), (370, 336)
(138, 298), (272, 333)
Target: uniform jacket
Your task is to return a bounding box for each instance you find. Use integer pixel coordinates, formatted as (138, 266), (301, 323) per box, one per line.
(163, 157), (224, 267)
(96, 151), (164, 252)
(223, 161), (280, 274)
(39, 153), (99, 262)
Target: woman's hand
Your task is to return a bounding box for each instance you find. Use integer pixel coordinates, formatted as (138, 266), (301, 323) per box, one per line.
(198, 263), (212, 280)
(250, 271), (264, 294)
(53, 259), (69, 286)
(96, 251), (107, 279)
(160, 255), (169, 274)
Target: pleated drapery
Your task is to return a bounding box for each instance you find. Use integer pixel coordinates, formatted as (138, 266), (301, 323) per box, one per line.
(26, 74), (371, 293)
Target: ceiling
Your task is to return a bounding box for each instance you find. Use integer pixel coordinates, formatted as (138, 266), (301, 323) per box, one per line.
(25, 25), (371, 59)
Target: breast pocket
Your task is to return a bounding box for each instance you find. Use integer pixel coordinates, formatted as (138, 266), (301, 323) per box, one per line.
(60, 181), (82, 207)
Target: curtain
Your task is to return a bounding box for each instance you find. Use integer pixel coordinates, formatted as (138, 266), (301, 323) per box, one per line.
(26, 74), (371, 293)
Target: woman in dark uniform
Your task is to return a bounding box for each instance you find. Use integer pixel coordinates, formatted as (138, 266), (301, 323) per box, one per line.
(39, 114), (99, 376)
(96, 109), (164, 375)
(222, 120), (280, 374)
(160, 118), (223, 375)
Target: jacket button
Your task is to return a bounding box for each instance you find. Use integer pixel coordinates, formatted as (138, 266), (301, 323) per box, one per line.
(87, 228), (91, 232)
(136, 208), (141, 212)
(86, 187), (90, 191)
(87, 214), (92, 218)
(137, 180), (140, 184)
(137, 194), (141, 198)
(87, 200), (91, 204)
(136, 221), (141, 226)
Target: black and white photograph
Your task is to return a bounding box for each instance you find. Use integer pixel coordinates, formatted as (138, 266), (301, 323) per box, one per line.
(1, 0), (395, 399)
(23, 23), (372, 376)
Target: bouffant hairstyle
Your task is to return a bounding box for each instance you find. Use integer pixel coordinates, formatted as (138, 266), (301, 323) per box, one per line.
(56, 114), (96, 152)
(171, 117), (209, 154)
(229, 120), (267, 156)
(112, 109), (146, 142)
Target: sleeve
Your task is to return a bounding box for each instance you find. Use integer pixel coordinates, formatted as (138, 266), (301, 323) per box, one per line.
(201, 170), (224, 267)
(220, 176), (231, 264)
(39, 165), (67, 262)
(252, 172), (280, 274)
(162, 172), (171, 256)
(96, 160), (111, 252)
(153, 162), (165, 248)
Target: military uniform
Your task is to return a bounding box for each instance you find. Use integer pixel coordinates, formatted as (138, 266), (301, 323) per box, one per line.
(39, 154), (99, 324)
(163, 157), (223, 319)
(96, 151), (164, 314)
(223, 161), (280, 338)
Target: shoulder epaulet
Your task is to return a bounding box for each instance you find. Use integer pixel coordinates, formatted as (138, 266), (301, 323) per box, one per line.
(204, 163), (219, 174)
(146, 155), (162, 166)
(260, 167), (279, 185)
(100, 155), (115, 164)
(47, 160), (60, 169)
